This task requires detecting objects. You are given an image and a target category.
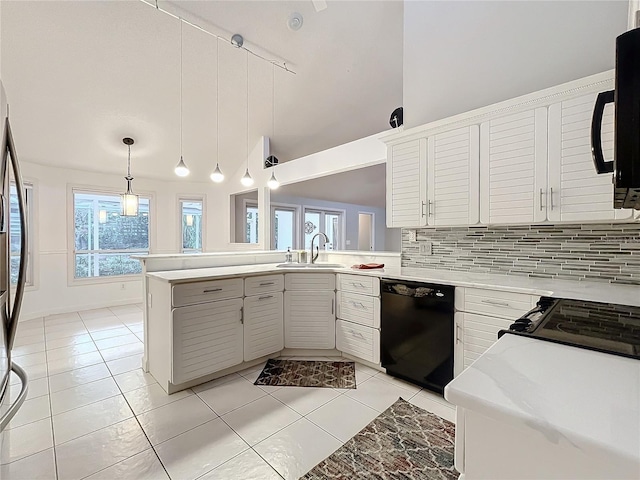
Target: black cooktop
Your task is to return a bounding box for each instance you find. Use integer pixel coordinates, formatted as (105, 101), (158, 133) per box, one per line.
(501, 297), (640, 360)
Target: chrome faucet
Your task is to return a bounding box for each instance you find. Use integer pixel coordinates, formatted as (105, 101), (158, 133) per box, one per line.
(310, 232), (329, 264)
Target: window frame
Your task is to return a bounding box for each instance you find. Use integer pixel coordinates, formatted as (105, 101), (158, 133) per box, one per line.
(270, 202), (301, 250)
(67, 185), (155, 285)
(302, 205), (346, 250)
(243, 199), (259, 245)
(177, 195), (205, 253)
(9, 180), (35, 289)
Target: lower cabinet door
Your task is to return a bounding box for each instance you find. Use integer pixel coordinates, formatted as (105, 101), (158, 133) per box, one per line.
(336, 319), (380, 364)
(243, 292), (284, 362)
(284, 290), (336, 349)
(460, 311), (513, 370)
(172, 298), (244, 385)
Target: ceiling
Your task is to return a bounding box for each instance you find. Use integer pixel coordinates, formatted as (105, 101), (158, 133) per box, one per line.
(0, 0), (403, 182)
(274, 163), (386, 208)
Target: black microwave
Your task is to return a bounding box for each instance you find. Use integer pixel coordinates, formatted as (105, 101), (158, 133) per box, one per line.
(591, 27), (640, 210)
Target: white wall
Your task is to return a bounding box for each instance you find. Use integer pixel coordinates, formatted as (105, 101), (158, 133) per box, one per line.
(403, 1), (628, 128)
(20, 161), (227, 319)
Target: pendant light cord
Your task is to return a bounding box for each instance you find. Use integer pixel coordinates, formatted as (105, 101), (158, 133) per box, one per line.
(272, 63), (275, 156)
(127, 144), (132, 179)
(246, 49), (249, 171)
(180, 19), (183, 157)
(216, 38), (219, 166)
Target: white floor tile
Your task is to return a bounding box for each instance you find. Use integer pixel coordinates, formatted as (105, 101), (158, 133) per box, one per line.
(99, 342), (144, 362)
(236, 362), (267, 383)
(196, 376), (267, 415)
(307, 395), (380, 442)
(222, 395), (301, 446)
(106, 354), (143, 375)
(55, 418), (150, 480)
(45, 341), (98, 361)
(0, 418), (53, 465)
(53, 395), (133, 445)
(373, 372), (423, 395)
(124, 384), (193, 416)
(50, 377), (120, 415)
(45, 333), (93, 350)
(254, 418), (342, 480)
(48, 363), (111, 393)
(271, 386), (341, 416)
(128, 324), (144, 335)
(0, 447), (56, 480)
(11, 342), (46, 357)
(137, 394), (217, 445)
(13, 333), (45, 347)
(15, 325), (45, 339)
(89, 326), (133, 341)
(108, 305), (142, 316)
(95, 333), (141, 350)
(117, 313), (143, 325)
(83, 317), (126, 332)
(5, 376), (49, 403)
(114, 368), (157, 393)
(78, 308), (116, 321)
(200, 448), (280, 480)
(11, 362), (48, 383)
(43, 324), (88, 341)
(344, 375), (417, 412)
(47, 350), (104, 376)
(408, 390), (456, 423)
(155, 418), (248, 480)
(45, 312), (81, 324)
(6, 395), (50, 429)
(191, 373), (241, 393)
(84, 449), (169, 480)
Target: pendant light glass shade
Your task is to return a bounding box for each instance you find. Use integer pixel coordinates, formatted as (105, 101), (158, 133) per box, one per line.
(98, 210), (108, 224)
(267, 170), (279, 189)
(241, 168), (254, 187)
(185, 214), (194, 226)
(174, 156), (190, 177)
(121, 137), (139, 217)
(210, 163), (224, 183)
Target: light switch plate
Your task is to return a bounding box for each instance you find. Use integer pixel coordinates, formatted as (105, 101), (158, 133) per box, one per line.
(419, 241), (432, 255)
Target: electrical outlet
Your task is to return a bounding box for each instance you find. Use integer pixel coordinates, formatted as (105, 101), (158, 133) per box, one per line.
(408, 230), (417, 242)
(419, 241), (432, 255)
(120, 283), (126, 290)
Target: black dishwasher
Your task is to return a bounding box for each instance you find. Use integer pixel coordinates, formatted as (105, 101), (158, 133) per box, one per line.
(380, 279), (455, 395)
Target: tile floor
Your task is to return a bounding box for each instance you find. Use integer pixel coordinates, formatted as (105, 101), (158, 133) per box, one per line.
(1, 304), (455, 480)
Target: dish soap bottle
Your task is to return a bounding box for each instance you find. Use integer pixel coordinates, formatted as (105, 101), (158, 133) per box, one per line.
(285, 247), (293, 263)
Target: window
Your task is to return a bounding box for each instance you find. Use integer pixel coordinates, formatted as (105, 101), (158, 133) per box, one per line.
(180, 198), (203, 253)
(271, 204), (299, 250)
(245, 201), (259, 244)
(303, 208), (344, 250)
(9, 182), (34, 286)
(73, 190), (150, 279)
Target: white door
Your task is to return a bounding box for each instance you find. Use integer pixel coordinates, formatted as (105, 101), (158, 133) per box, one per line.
(547, 93), (634, 222)
(427, 126), (480, 226)
(386, 138), (428, 227)
(284, 290), (336, 349)
(243, 292), (284, 362)
(480, 108), (548, 224)
(172, 298), (244, 384)
(358, 213), (373, 251)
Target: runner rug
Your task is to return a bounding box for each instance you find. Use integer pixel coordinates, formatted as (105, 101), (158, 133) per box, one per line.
(253, 359), (356, 389)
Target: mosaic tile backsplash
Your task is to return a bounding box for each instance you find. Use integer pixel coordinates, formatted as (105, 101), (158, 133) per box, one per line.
(402, 223), (640, 285)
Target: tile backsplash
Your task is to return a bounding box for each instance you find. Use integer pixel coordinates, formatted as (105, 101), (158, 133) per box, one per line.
(402, 223), (640, 285)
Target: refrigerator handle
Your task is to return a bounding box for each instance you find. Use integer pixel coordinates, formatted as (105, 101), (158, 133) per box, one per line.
(0, 193), (5, 233)
(3, 118), (27, 350)
(591, 90), (615, 174)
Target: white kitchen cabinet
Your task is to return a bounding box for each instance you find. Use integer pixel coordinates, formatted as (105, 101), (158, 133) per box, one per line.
(427, 126), (480, 226)
(172, 298), (244, 385)
(480, 108), (548, 224)
(336, 291), (380, 328)
(336, 319), (380, 364)
(285, 273), (336, 291)
(243, 292), (284, 362)
(548, 93), (634, 222)
(172, 277), (243, 307)
(284, 290), (336, 349)
(386, 137), (428, 227)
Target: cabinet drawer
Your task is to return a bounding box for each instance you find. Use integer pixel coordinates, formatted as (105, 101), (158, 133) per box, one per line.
(337, 292), (380, 328)
(336, 319), (380, 364)
(245, 274), (284, 296)
(337, 274), (380, 296)
(285, 273), (335, 291)
(172, 278), (243, 308)
(457, 287), (536, 320)
(172, 298), (244, 384)
(244, 292), (284, 362)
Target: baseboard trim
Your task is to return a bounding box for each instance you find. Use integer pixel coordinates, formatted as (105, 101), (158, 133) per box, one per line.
(20, 297), (143, 321)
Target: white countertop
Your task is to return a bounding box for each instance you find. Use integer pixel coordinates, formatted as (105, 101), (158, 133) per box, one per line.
(147, 263), (640, 307)
(444, 334), (640, 464)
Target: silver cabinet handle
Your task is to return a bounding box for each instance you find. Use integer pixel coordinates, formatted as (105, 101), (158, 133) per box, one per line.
(259, 282), (275, 286)
(456, 324), (462, 345)
(421, 201), (426, 217)
(539, 188), (544, 211)
(481, 299), (510, 308)
(351, 282), (366, 288)
(549, 187), (554, 210)
(350, 330), (366, 340)
(240, 307), (244, 324)
(331, 299), (334, 315)
(203, 288), (222, 293)
(258, 295), (273, 300)
(428, 200), (433, 217)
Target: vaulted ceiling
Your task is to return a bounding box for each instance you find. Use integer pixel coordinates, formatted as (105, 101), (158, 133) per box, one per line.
(0, 0), (403, 182)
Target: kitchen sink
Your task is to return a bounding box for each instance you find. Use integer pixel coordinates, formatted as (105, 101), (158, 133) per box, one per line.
(276, 263), (345, 269)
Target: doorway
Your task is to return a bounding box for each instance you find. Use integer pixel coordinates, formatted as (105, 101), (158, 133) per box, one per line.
(358, 213), (374, 251)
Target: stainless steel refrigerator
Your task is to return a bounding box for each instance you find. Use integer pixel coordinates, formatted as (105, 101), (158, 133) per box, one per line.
(0, 80), (29, 432)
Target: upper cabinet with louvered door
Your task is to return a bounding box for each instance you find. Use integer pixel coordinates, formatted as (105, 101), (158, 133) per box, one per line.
(386, 138), (427, 227)
(548, 93), (634, 222)
(427, 126), (480, 226)
(480, 108), (548, 224)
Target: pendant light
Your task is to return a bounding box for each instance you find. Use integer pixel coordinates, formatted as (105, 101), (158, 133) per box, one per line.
(240, 49), (254, 187)
(174, 20), (190, 177)
(120, 137), (139, 216)
(267, 64), (280, 190)
(210, 38), (224, 183)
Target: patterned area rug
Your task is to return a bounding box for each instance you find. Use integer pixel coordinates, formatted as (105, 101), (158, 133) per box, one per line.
(253, 359), (356, 389)
(302, 398), (457, 480)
